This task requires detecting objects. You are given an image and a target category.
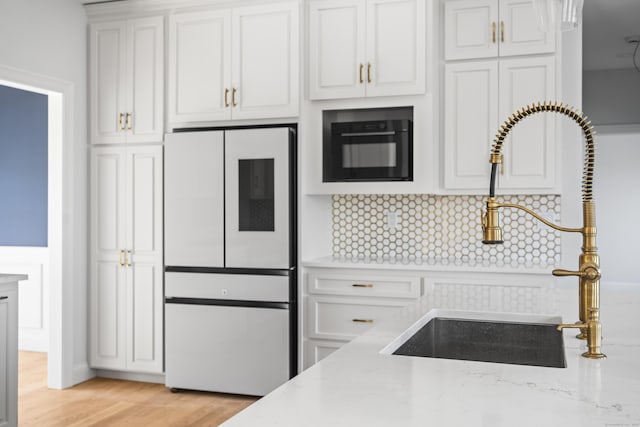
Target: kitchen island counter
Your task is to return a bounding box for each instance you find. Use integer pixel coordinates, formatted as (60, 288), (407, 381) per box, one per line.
(222, 281), (640, 427)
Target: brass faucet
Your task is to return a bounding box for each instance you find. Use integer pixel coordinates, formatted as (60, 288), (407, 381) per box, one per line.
(481, 101), (605, 359)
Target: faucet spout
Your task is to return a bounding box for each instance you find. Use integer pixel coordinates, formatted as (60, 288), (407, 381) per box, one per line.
(482, 101), (604, 360)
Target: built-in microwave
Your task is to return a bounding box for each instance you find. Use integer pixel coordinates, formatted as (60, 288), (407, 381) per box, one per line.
(323, 119), (413, 182)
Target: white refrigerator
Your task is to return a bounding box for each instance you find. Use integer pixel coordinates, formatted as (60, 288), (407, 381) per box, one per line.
(163, 126), (297, 396)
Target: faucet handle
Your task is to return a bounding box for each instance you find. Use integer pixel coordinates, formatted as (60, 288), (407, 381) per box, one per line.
(553, 266), (600, 281)
(552, 269), (581, 277)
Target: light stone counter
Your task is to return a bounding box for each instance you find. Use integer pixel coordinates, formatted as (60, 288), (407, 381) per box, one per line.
(303, 255), (555, 274)
(222, 281), (640, 427)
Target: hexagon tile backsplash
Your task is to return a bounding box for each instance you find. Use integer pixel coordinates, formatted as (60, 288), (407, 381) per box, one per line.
(331, 194), (561, 267)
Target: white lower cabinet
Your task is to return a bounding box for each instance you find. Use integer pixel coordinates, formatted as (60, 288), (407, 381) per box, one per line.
(0, 283), (18, 427)
(90, 145), (163, 373)
(303, 267), (554, 369)
(423, 272), (554, 314)
(304, 268), (422, 369)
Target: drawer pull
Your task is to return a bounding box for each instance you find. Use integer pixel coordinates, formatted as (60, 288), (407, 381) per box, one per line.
(352, 283), (374, 288)
(352, 318), (374, 323)
(0, 296), (8, 301)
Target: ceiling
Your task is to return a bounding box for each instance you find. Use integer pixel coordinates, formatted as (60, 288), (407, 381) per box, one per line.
(583, 0), (640, 71)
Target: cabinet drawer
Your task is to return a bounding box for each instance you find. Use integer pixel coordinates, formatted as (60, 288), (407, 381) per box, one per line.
(308, 271), (421, 299)
(304, 339), (343, 369)
(307, 296), (410, 341)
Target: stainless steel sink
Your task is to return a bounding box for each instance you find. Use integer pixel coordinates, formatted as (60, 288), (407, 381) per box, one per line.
(382, 311), (567, 368)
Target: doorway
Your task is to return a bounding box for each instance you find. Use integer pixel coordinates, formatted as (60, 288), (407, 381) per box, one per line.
(0, 64), (75, 389)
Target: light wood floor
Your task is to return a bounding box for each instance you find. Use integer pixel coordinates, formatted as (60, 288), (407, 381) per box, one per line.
(18, 351), (258, 427)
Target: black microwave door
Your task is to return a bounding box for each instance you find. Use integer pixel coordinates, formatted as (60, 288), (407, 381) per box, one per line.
(330, 135), (410, 181)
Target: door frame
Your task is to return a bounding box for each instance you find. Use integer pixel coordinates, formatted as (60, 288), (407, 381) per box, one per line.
(0, 64), (86, 388)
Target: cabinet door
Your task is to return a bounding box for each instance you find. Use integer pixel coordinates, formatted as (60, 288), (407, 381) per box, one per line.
(498, 56), (556, 190)
(168, 10), (232, 125)
(125, 17), (164, 143)
(365, 0), (425, 97)
(444, 61), (498, 190)
(90, 21), (127, 145)
(90, 148), (127, 370)
(125, 146), (163, 372)
(309, 0), (366, 100)
(444, 0), (498, 60)
(231, 3), (299, 119)
(499, 0), (555, 57)
(225, 128), (291, 269)
(0, 295), (7, 427)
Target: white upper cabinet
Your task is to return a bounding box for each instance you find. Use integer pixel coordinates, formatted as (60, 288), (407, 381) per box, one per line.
(90, 17), (164, 144)
(309, 0), (425, 100)
(497, 57), (556, 190)
(168, 2), (299, 126)
(168, 10), (232, 123)
(444, 0), (555, 61)
(444, 56), (556, 191)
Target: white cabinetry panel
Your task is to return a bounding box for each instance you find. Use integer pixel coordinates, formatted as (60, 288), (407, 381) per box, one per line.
(444, 56), (556, 191)
(0, 282), (19, 427)
(168, 10), (232, 123)
(168, 3), (299, 126)
(308, 296), (408, 341)
(90, 17), (163, 144)
(444, 61), (498, 189)
(309, 0), (424, 99)
(309, 0), (365, 99)
(232, 3), (299, 119)
(444, 0), (554, 61)
(90, 146), (163, 373)
(498, 56), (556, 189)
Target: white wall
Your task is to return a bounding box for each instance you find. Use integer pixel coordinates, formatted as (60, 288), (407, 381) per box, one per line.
(593, 130), (640, 283)
(0, 0), (90, 387)
(583, 69), (640, 126)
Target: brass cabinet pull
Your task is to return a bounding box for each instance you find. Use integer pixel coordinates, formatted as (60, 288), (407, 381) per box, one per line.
(359, 63), (364, 84)
(501, 21), (505, 43)
(126, 112), (132, 130)
(232, 88), (237, 107)
(118, 113), (124, 130)
(126, 250), (132, 267)
(224, 88), (230, 107)
(352, 318), (374, 323)
(367, 63), (372, 83)
(119, 249), (125, 267)
(492, 22), (496, 43)
(352, 283), (374, 288)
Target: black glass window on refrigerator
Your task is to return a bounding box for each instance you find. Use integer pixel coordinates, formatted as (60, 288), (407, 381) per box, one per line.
(238, 158), (275, 232)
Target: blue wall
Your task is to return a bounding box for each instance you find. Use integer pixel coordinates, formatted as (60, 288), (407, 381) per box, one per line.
(0, 84), (48, 247)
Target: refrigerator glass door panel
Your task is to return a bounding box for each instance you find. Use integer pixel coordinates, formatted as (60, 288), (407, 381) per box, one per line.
(164, 302), (289, 396)
(164, 131), (224, 267)
(225, 128), (290, 269)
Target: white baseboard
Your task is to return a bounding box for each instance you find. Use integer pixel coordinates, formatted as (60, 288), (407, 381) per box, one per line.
(72, 362), (95, 387)
(18, 329), (49, 352)
(94, 369), (166, 385)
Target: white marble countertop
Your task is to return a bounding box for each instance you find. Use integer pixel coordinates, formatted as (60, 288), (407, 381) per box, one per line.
(0, 274), (28, 285)
(303, 255), (555, 274)
(222, 281), (640, 427)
